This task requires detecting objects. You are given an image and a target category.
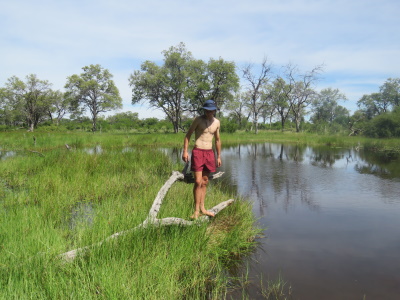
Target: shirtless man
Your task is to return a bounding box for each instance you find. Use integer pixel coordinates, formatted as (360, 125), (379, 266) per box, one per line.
(182, 100), (222, 219)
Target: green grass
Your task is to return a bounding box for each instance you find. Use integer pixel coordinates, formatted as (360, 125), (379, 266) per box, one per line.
(0, 133), (260, 299)
(1, 129), (399, 298)
(1, 129), (400, 151)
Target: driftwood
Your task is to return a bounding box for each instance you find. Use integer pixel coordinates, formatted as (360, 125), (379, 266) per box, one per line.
(59, 170), (232, 262)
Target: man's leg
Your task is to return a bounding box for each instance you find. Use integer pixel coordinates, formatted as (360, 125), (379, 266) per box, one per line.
(191, 170), (214, 219)
(191, 171), (203, 219)
(199, 170), (214, 217)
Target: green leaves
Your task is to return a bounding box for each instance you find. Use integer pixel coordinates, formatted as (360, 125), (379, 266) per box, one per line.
(1, 74), (55, 131)
(65, 64), (122, 132)
(129, 43), (239, 133)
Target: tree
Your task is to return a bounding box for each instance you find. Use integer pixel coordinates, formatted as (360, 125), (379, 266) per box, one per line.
(380, 78), (400, 108)
(65, 64), (122, 132)
(311, 88), (347, 124)
(129, 43), (239, 133)
(241, 58), (273, 134)
(348, 110), (366, 136)
(1, 74), (54, 131)
(270, 77), (292, 131)
(130, 43), (193, 133)
(45, 90), (71, 125)
(224, 91), (250, 129)
(0, 87), (15, 126)
(357, 93), (387, 119)
(357, 78), (400, 121)
(286, 65), (323, 132)
(194, 57), (239, 112)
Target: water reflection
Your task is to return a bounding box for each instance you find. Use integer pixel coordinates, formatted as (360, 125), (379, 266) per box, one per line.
(218, 143), (400, 300)
(83, 145), (103, 155)
(0, 150), (17, 160)
(69, 202), (94, 230)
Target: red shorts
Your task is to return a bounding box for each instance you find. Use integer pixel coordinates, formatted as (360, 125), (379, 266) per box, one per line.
(191, 148), (216, 172)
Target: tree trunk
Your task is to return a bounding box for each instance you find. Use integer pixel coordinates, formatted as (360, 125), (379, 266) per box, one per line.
(92, 113), (97, 132)
(295, 114), (301, 132)
(28, 122), (34, 132)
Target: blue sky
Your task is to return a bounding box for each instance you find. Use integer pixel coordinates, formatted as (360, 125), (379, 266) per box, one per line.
(1, 0), (399, 119)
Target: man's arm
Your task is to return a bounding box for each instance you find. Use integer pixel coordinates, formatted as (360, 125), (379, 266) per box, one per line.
(182, 117), (199, 162)
(215, 121), (222, 167)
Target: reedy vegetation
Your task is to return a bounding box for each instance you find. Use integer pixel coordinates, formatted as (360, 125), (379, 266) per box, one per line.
(0, 132), (258, 299)
(1, 131), (399, 299)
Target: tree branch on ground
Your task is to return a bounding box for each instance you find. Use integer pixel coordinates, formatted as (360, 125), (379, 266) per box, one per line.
(59, 170), (231, 262)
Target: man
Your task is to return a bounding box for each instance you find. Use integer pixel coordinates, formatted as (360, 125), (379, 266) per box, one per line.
(182, 99), (222, 219)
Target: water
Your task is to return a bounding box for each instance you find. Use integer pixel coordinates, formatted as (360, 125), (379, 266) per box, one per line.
(0, 150), (17, 160)
(2, 142), (398, 298)
(219, 143), (400, 300)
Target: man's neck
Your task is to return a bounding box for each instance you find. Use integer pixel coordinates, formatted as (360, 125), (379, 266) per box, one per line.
(203, 114), (214, 121)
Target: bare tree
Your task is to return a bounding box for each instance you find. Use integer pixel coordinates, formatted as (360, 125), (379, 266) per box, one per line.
(242, 57), (273, 134)
(285, 64), (323, 132)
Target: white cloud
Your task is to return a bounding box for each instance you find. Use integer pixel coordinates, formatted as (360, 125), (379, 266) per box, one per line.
(1, 0), (399, 118)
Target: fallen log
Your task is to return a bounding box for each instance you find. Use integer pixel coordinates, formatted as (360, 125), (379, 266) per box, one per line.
(59, 170), (232, 262)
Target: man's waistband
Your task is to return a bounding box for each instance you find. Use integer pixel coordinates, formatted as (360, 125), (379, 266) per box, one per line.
(193, 147), (214, 152)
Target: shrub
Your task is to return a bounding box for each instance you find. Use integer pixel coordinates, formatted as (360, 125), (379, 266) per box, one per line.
(220, 118), (238, 133)
(364, 112), (400, 138)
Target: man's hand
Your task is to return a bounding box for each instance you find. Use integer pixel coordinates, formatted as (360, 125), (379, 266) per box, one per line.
(217, 157), (222, 167)
(182, 151), (189, 163)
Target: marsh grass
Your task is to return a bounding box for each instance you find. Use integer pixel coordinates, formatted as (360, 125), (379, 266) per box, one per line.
(0, 132), (259, 299)
(1, 129), (400, 152)
(2, 130), (398, 298)
(261, 275), (292, 300)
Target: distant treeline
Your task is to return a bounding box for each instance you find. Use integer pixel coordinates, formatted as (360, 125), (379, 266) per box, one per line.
(1, 43), (399, 138)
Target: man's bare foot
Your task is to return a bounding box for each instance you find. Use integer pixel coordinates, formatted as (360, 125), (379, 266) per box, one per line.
(201, 210), (215, 217)
(190, 212), (201, 219)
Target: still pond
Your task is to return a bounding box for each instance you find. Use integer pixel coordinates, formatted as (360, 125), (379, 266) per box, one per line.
(215, 143), (400, 300)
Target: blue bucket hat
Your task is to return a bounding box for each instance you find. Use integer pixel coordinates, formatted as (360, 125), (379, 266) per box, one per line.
(202, 99), (217, 111)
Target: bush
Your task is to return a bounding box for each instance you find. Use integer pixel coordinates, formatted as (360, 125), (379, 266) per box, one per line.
(0, 125), (10, 131)
(220, 118), (238, 133)
(364, 112), (400, 138)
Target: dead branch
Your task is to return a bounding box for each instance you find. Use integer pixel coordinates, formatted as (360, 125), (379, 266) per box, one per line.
(59, 170), (231, 262)
(147, 171), (184, 220)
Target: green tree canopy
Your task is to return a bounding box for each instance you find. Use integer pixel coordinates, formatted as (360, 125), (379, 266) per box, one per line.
(311, 88), (348, 124)
(1, 74), (54, 131)
(65, 64), (122, 132)
(357, 78), (400, 120)
(129, 42), (239, 133)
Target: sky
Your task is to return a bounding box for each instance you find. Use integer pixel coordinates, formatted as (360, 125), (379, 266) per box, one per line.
(1, 0), (399, 119)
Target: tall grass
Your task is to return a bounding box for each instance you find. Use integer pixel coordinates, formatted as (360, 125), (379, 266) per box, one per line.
(1, 129), (399, 151)
(0, 134), (259, 299)
(2, 130), (398, 298)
